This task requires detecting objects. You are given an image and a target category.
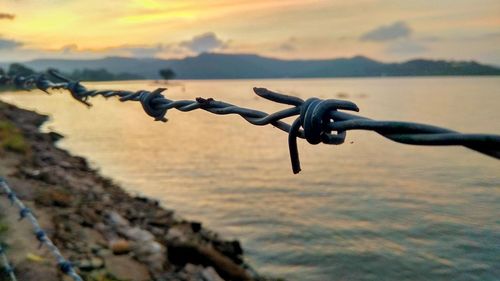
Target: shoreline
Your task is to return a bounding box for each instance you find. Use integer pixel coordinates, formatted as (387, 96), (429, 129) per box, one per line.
(0, 100), (280, 281)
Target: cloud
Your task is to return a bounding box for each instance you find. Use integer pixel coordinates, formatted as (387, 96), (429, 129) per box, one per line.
(61, 44), (79, 54)
(0, 32), (228, 61)
(361, 21), (412, 42)
(277, 37), (298, 52)
(180, 32), (227, 53)
(481, 32), (500, 39)
(55, 43), (176, 58)
(0, 13), (15, 20)
(0, 38), (23, 50)
(121, 44), (169, 57)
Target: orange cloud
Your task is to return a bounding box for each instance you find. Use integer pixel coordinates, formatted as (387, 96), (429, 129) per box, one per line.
(0, 13), (15, 20)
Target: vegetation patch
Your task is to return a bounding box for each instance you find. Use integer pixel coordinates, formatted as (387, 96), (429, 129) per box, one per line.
(0, 221), (8, 235)
(0, 120), (29, 154)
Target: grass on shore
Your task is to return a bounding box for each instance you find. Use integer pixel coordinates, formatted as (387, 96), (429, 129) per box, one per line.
(0, 221), (7, 234)
(0, 120), (28, 154)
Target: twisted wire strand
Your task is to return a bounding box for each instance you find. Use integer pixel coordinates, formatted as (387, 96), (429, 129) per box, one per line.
(1, 71), (499, 173)
(0, 177), (83, 281)
(0, 245), (17, 281)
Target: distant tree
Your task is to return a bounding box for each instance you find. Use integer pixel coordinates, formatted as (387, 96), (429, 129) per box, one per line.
(0, 68), (5, 76)
(159, 68), (176, 80)
(8, 63), (36, 76)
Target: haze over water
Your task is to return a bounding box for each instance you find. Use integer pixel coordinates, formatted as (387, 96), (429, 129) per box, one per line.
(2, 77), (499, 281)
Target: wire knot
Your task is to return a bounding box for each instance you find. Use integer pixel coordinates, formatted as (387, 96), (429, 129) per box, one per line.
(36, 75), (52, 94)
(66, 81), (91, 107)
(196, 97), (214, 105)
(35, 229), (46, 242)
(47, 69), (91, 107)
(288, 97), (359, 174)
(139, 88), (168, 122)
(19, 207), (31, 220)
(7, 192), (15, 205)
(59, 261), (73, 274)
(4, 265), (14, 274)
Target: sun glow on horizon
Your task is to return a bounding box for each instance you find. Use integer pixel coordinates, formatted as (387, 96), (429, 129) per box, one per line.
(0, 0), (499, 64)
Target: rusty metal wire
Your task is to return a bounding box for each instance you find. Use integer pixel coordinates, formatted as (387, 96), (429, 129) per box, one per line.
(0, 177), (83, 281)
(1, 71), (499, 173)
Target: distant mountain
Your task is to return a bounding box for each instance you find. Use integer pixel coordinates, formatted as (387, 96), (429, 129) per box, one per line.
(4, 53), (500, 79)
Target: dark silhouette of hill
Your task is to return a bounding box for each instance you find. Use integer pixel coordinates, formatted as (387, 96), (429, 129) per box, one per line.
(5, 53), (500, 79)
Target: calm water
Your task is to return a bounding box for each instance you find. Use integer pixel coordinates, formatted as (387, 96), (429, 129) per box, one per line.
(2, 77), (499, 281)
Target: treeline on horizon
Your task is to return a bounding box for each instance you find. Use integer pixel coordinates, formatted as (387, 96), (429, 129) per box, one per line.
(0, 63), (146, 81)
(2, 53), (500, 81)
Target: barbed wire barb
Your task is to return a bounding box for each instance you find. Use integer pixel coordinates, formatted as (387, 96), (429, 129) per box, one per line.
(1, 71), (499, 174)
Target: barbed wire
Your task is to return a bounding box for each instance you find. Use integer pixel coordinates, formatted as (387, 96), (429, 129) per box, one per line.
(0, 245), (17, 281)
(1, 71), (499, 173)
(0, 177), (83, 281)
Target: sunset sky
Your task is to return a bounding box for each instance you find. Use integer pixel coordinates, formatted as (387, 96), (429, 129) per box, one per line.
(1, 0), (499, 64)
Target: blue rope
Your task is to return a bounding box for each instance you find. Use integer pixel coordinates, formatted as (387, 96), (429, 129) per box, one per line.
(1, 71), (499, 173)
(0, 177), (83, 281)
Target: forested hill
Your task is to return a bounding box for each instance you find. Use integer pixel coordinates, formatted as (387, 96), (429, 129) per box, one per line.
(5, 53), (500, 79)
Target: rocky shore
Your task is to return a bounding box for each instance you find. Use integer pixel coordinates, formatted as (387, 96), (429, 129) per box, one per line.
(0, 100), (281, 281)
